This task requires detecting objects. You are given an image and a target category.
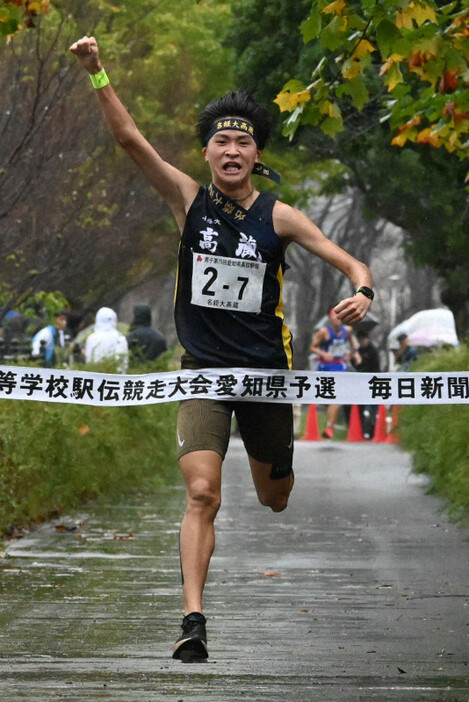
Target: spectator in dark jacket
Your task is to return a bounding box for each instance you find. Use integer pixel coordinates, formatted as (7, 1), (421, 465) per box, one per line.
(127, 304), (167, 365)
(393, 333), (419, 370)
(355, 329), (381, 439)
(355, 329), (380, 374)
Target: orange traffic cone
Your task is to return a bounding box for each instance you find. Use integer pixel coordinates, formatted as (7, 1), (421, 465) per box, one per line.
(372, 405), (388, 443)
(301, 404), (320, 441)
(347, 405), (364, 442)
(384, 405), (400, 444)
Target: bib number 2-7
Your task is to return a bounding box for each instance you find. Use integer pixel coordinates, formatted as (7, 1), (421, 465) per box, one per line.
(191, 252), (266, 314)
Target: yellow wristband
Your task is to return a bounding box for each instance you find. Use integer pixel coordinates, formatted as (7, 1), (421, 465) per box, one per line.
(89, 68), (109, 90)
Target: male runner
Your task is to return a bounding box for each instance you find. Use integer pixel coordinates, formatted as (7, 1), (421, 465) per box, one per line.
(309, 307), (361, 438)
(70, 36), (374, 662)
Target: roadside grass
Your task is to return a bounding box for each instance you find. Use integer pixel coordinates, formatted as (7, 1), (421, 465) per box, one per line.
(2, 344), (467, 532)
(0, 359), (179, 535)
(397, 343), (469, 521)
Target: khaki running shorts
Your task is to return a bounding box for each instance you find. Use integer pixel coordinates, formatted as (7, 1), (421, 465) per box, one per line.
(176, 354), (294, 479)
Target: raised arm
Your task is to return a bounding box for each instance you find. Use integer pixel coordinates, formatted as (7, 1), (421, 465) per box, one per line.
(69, 36), (199, 231)
(274, 202), (373, 325)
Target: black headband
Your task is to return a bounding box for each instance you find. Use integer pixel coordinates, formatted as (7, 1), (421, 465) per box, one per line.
(204, 118), (259, 146)
(204, 117), (281, 184)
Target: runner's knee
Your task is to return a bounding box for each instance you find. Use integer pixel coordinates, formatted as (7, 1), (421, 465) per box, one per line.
(256, 482), (292, 512)
(186, 478), (221, 517)
(262, 493), (290, 513)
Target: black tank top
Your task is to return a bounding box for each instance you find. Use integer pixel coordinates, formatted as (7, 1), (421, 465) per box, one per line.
(174, 185), (293, 368)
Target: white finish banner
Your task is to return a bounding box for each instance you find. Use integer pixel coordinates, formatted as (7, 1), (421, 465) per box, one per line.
(0, 365), (468, 406)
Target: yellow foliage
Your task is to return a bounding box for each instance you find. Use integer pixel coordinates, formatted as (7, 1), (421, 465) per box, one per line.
(384, 62), (404, 92)
(323, 0), (347, 16)
(448, 130), (459, 147)
(395, 1), (437, 30)
(352, 39), (375, 59)
(395, 9), (413, 29)
(391, 115), (422, 147)
(416, 126), (440, 147)
(410, 1), (437, 26)
(342, 60), (361, 80)
(274, 89), (311, 113)
(379, 53), (404, 76)
(319, 100), (341, 118)
(274, 91), (297, 113)
(449, 12), (469, 39)
(27, 2), (44, 13)
(391, 133), (408, 147)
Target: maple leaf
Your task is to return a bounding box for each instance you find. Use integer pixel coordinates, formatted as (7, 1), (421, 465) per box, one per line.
(395, 1), (437, 30)
(391, 133), (408, 147)
(439, 69), (459, 94)
(395, 9), (413, 30)
(342, 59), (361, 80)
(319, 100), (341, 118)
(410, 2), (437, 26)
(274, 88), (311, 113)
(380, 54), (404, 76)
(416, 126), (440, 148)
(384, 62), (404, 92)
(323, 0), (347, 16)
(449, 12), (469, 38)
(408, 50), (436, 71)
(391, 115), (422, 147)
(352, 39), (375, 60)
(399, 116), (422, 132)
(274, 91), (298, 113)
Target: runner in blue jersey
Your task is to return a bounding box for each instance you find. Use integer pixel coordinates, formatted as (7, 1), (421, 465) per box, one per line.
(70, 36), (374, 662)
(310, 307), (361, 438)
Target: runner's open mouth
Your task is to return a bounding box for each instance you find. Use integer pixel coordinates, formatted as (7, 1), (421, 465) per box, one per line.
(223, 162), (241, 172)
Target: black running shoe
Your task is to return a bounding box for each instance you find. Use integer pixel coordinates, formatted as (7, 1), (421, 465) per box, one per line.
(172, 612), (208, 662)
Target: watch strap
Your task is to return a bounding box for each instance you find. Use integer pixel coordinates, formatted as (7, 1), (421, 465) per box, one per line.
(355, 286), (374, 300)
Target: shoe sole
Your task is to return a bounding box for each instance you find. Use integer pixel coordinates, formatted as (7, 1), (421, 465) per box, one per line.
(172, 638), (208, 663)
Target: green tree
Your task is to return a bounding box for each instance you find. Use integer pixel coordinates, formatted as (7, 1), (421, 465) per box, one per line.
(1, 0), (234, 320)
(275, 0), (469, 162)
(0, 0), (50, 39)
(227, 0), (469, 337)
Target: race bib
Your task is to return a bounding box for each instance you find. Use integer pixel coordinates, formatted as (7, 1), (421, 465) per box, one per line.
(330, 339), (348, 358)
(191, 252), (266, 314)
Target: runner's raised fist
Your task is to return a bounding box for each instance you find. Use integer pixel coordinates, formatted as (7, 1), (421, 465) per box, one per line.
(69, 36), (102, 73)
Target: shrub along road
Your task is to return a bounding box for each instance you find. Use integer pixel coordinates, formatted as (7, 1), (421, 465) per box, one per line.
(0, 440), (467, 701)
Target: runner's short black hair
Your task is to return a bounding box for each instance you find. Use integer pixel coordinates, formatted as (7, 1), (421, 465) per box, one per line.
(196, 89), (272, 150)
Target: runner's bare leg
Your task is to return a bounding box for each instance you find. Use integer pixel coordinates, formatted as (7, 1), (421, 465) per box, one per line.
(178, 450), (222, 614)
(326, 404), (340, 430)
(249, 457), (294, 512)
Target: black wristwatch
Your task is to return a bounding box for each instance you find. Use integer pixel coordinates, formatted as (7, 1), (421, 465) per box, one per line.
(355, 286), (374, 300)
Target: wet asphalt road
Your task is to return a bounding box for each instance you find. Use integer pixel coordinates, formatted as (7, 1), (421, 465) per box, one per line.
(0, 439), (468, 701)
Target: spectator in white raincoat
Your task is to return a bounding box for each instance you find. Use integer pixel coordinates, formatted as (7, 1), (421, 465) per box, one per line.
(84, 307), (128, 373)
